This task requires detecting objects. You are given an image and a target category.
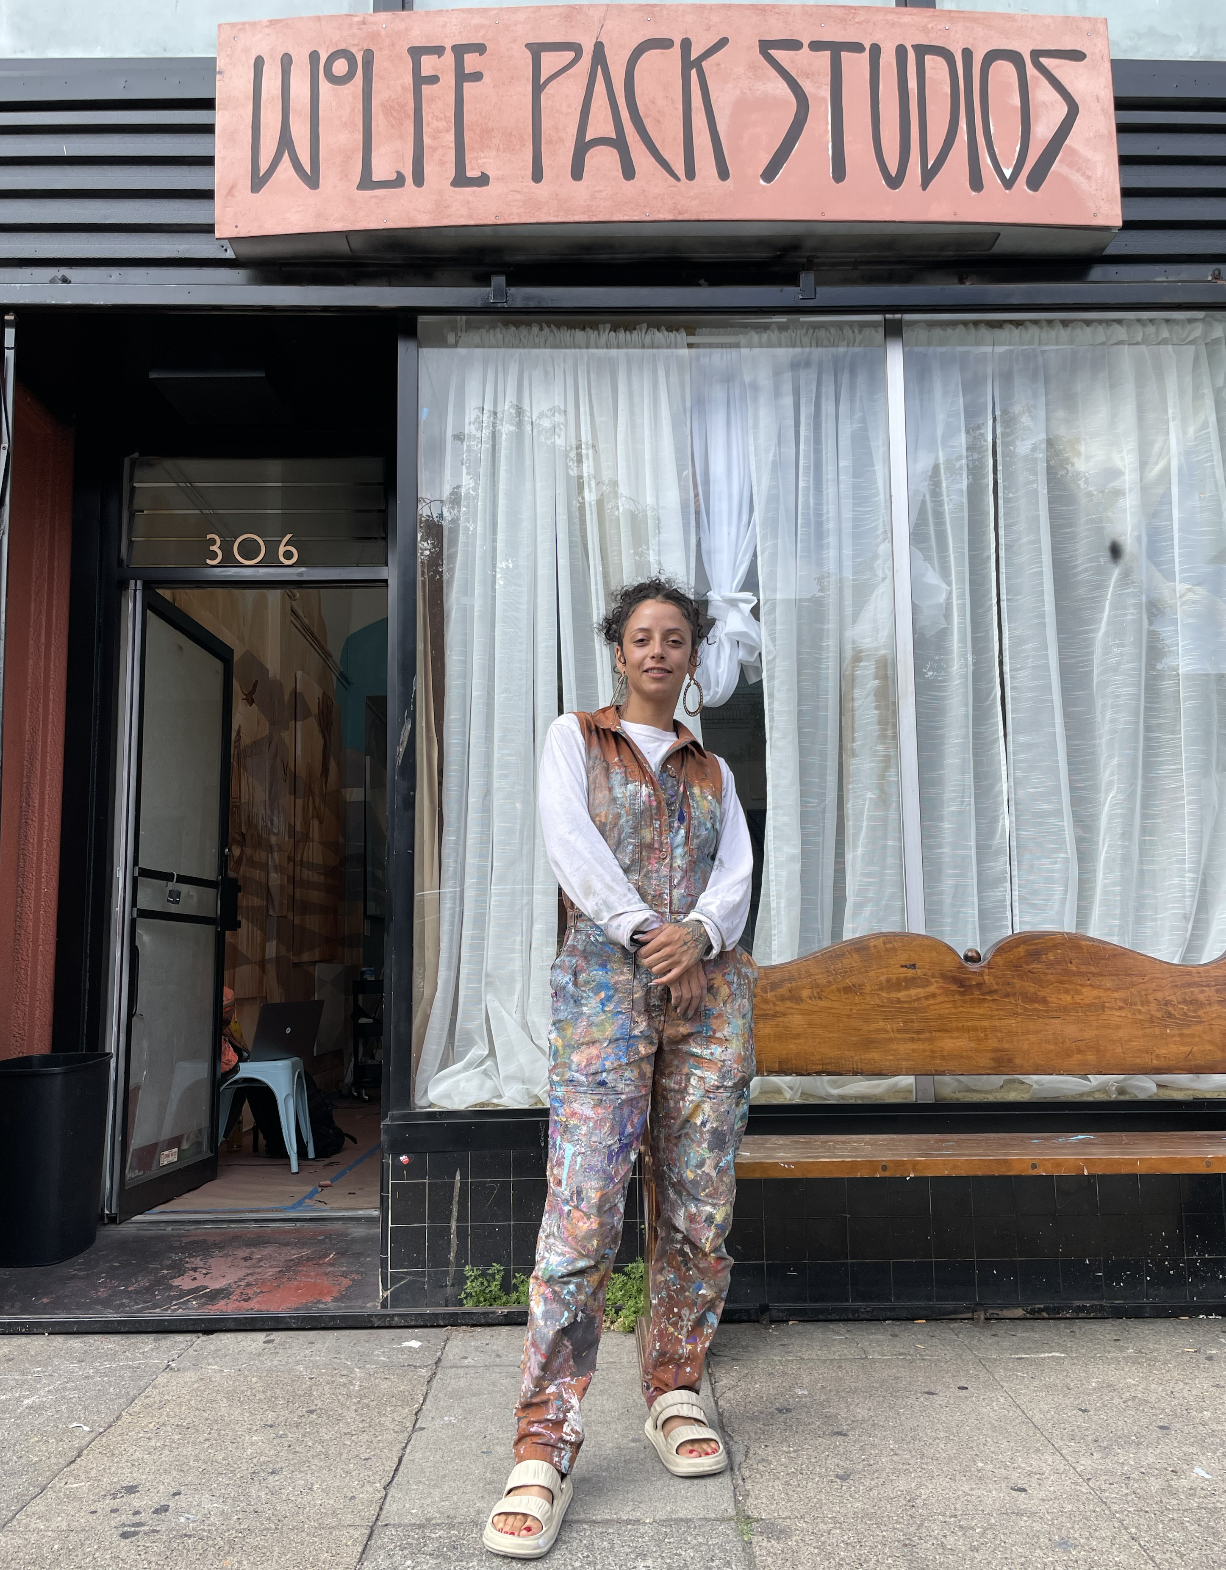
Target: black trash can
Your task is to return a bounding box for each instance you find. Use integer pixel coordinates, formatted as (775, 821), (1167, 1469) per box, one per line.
(0, 1053), (111, 1267)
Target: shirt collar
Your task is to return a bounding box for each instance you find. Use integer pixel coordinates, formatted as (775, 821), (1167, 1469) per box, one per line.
(591, 704), (707, 757)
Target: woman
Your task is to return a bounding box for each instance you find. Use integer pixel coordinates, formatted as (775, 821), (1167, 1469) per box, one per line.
(484, 578), (756, 1558)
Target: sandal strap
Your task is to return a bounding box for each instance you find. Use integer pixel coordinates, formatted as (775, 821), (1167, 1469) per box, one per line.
(650, 1390), (708, 1428)
(491, 1494), (552, 1527)
(504, 1460), (562, 1498)
(663, 1421), (723, 1456)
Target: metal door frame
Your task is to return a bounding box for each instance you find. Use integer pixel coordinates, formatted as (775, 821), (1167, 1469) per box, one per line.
(106, 588), (234, 1219)
(102, 450), (395, 1215)
(101, 580), (143, 1217)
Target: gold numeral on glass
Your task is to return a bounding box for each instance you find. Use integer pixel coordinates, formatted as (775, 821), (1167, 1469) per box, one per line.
(232, 533), (267, 565)
(205, 533), (297, 566)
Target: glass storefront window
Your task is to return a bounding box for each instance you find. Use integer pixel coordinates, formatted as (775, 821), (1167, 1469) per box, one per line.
(414, 317), (906, 1109)
(905, 314), (1226, 1101)
(412, 311), (1226, 1113)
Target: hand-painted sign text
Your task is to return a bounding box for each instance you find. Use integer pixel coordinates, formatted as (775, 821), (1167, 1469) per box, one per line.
(214, 6), (1120, 242)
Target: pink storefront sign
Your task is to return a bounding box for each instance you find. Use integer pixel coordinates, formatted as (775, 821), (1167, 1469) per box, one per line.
(214, 5), (1121, 257)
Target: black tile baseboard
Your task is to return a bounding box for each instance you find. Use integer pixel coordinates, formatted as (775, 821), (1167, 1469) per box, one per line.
(382, 1151), (1226, 1315)
(384, 1146), (642, 1308)
(724, 1173), (1226, 1311)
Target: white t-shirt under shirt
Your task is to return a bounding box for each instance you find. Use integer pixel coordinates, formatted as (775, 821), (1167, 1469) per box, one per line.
(537, 713), (753, 954)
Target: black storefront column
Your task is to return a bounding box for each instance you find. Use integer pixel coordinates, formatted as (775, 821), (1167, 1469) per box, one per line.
(382, 325), (419, 1297)
(385, 326), (419, 1118)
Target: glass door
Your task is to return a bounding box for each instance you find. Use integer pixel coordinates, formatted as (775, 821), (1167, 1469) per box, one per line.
(116, 592), (233, 1219)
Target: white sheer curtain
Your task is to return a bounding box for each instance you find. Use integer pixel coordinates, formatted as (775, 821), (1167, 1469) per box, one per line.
(744, 324), (905, 965)
(414, 326), (693, 1108)
(554, 330), (694, 711)
(907, 314), (1226, 1100)
(691, 344), (761, 706)
(906, 339), (1012, 954)
(740, 324), (910, 1104)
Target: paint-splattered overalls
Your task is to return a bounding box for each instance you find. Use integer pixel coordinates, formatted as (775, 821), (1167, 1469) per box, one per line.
(514, 706), (756, 1474)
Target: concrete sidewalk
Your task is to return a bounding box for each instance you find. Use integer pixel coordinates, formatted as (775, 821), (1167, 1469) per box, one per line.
(0, 1318), (1222, 1569)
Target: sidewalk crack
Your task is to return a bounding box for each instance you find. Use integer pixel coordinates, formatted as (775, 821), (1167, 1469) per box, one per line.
(0, 1330), (208, 1532)
(707, 1358), (758, 1568)
(967, 1338), (1163, 1568)
(357, 1327), (452, 1563)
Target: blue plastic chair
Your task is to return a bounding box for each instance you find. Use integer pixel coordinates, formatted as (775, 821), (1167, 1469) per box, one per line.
(219, 1055), (315, 1173)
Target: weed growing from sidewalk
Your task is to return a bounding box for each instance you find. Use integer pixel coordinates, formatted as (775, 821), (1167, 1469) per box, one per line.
(459, 1258), (646, 1332)
(460, 1266), (531, 1307)
(603, 1259), (646, 1333)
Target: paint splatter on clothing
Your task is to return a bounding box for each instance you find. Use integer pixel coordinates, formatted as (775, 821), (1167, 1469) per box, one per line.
(514, 706), (755, 1474)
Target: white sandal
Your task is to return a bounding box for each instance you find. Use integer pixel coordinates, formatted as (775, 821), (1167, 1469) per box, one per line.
(644, 1388), (729, 1477)
(482, 1459), (573, 1559)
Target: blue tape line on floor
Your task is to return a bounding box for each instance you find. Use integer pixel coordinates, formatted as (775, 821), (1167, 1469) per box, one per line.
(286, 1142), (380, 1210)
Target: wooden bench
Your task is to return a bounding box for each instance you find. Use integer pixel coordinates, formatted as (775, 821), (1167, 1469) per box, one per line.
(737, 930), (1226, 1180)
(637, 930), (1226, 1335)
(736, 1131), (1226, 1177)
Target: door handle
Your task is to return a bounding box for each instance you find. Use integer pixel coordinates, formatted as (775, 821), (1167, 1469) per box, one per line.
(128, 939), (140, 1020)
(220, 876), (241, 932)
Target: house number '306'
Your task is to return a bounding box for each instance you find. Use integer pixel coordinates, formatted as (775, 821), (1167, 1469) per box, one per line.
(206, 532), (298, 565)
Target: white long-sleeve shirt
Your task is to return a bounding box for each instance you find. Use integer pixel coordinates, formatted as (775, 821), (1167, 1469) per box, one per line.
(538, 714), (753, 954)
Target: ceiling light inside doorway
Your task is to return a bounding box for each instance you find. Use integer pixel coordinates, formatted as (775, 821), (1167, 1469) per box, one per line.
(149, 367), (292, 426)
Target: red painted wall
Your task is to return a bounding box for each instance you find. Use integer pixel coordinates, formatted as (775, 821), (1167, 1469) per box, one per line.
(0, 384), (74, 1059)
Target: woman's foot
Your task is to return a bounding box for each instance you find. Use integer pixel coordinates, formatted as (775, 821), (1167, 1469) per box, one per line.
(644, 1389), (728, 1477)
(490, 1413), (717, 1532)
(662, 1413), (720, 1459)
(484, 1462), (573, 1557)
(491, 1484), (553, 1539)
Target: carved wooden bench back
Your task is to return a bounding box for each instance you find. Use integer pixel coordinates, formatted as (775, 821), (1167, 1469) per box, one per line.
(752, 931), (1226, 1079)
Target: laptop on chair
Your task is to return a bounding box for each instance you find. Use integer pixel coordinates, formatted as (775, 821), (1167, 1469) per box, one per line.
(248, 1001), (325, 1062)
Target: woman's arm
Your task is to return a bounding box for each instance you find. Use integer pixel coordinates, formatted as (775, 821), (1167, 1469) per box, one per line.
(638, 757), (754, 1017)
(538, 715), (658, 948)
(687, 758), (753, 953)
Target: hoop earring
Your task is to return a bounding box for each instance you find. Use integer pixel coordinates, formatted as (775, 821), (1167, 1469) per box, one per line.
(612, 671), (628, 707)
(682, 675), (704, 717)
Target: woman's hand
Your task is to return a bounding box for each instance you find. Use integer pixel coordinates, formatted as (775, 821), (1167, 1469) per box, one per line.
(638, 923), (710, 1018)
(665, 961), (708, 1018)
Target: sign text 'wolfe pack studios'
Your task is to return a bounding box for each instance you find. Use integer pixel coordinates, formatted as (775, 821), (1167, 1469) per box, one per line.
(214, 6), (1120, 243)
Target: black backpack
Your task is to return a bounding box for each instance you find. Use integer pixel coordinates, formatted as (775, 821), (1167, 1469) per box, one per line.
(244, 1071), (358, 1161)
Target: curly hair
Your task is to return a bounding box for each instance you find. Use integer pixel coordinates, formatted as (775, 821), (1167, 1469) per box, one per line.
(598, 577), (706, 652)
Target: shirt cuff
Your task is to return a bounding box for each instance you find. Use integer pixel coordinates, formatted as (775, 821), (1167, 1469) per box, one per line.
(605, 908), (662, 951)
